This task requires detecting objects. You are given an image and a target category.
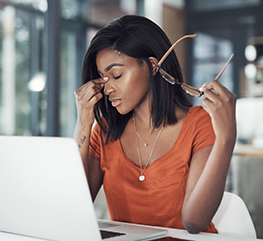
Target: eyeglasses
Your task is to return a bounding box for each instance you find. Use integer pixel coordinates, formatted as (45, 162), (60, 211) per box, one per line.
(157, 34), (234, 98)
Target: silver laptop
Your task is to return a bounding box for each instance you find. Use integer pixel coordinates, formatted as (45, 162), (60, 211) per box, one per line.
(0, 136), (167, 241)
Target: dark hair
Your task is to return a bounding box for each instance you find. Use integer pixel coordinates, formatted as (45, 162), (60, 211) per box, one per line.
(81, 15), (192, 142)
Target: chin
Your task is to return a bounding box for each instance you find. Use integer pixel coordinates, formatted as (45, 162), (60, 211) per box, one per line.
(115, 106), (132, 116)
(116, 109), (129, 115)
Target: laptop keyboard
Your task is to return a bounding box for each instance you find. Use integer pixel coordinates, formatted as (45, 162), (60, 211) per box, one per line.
(100, 230), (126, 239)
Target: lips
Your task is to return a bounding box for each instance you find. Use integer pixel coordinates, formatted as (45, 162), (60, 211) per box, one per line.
(109, 97), (122, 107)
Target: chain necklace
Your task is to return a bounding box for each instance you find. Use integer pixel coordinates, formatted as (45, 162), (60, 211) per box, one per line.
(135, 131), (148, 147)
(133, 114), (164, 181)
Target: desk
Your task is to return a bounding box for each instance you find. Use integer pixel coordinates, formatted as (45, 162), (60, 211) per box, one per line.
(234, 144), (263, 157)
(1, 227), (262, 241)
(164, 227), (262, 241)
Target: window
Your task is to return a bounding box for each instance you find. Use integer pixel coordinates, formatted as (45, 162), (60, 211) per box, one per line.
(0, 0), (143, 136)
(192, 33), (234, 105)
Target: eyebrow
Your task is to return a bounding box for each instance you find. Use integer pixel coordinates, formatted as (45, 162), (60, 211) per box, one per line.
(98, 63), (124, 74)
(97, 63), (125, 76)
(106, 63), (124, 71)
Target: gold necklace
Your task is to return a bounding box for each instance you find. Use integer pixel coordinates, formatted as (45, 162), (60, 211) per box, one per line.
(133, 114), (164, 181)
(135, 131), (148, 147)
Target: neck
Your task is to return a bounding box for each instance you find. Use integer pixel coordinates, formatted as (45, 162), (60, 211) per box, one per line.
(133, 111), (152, 131)
(133, 97), (153, 130)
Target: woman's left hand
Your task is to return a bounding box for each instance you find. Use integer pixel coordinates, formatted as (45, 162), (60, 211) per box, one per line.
(200, 79), (237, 144)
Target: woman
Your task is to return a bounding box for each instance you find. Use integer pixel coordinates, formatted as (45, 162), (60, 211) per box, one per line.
(74, 15), (236, 234)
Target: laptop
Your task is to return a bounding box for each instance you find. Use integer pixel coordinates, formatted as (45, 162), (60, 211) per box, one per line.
(0, 136), (167, 241)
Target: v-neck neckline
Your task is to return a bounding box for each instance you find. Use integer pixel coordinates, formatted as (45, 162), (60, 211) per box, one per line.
(118, 107), (192, 169)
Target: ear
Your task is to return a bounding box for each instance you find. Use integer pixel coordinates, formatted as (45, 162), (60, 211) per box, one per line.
(148, 57), (159, 76)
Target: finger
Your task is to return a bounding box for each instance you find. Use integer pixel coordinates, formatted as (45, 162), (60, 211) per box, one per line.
(75, 81), (92, 94)
(76, 78), (105, 99)
(202, 88), (219, 103)
(205, 79), (226, 94)
(74, 84), (89, 98)
(203, 79), (231, 100)
(75, 76), (109, 96)
(83, 85), (103, 102)
(202, 96), (214, 113)
(89, 92), (104, 106)
(199, 83), (209, 92)
(78, 84), (102, 102)
(93, 76), (109, 87)
(202, 82), (236, 116)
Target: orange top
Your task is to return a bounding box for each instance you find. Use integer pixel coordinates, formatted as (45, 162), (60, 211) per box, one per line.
(89, 106), (217, 233)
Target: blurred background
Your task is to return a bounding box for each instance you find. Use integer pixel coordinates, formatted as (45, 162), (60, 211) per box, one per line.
(0, 0), (263, 238)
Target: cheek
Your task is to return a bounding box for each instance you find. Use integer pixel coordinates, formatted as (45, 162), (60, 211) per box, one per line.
(121, 73), (135, 93)
(124, 71), (149, 98)
(116, 78), (149, 114)
(134, 68), (150, 95)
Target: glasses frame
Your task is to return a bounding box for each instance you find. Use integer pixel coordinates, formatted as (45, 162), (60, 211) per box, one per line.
(157, 34), (234, 98)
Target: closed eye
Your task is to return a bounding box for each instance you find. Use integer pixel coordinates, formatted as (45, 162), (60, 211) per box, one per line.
(113, 75), (122, 80)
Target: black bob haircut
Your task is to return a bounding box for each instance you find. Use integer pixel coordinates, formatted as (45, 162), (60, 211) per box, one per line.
(81, 15), (192, 143)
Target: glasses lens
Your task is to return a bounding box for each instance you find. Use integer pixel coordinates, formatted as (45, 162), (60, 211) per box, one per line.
(158, 67), (203, 97)
(181, 85), (202, 97)
(159, 68), (176, 85)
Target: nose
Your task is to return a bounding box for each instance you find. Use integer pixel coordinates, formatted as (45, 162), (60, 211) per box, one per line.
(103, 78), (115, 96)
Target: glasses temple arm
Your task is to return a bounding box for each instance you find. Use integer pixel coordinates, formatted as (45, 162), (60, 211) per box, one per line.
(157, 34), (197, 66)
(214, 54), (234, 81)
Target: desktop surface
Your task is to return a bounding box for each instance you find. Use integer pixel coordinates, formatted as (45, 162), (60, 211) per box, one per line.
(1, 220), (262, 241)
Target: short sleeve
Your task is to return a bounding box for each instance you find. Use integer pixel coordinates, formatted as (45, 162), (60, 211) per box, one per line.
(192, 108), (215, 153)
(89, 122), (103, 161)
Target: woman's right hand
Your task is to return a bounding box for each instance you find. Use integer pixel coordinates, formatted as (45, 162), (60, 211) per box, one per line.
(73, 77), (108, 191)
(74, 77), (109, 129)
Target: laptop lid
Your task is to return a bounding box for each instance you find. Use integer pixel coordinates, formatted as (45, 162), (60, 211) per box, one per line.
(0, 136), (102, 241)
(0, 136), (167, 241)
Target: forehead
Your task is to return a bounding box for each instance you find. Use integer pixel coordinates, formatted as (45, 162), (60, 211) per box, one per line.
(96, 48), (136, 72)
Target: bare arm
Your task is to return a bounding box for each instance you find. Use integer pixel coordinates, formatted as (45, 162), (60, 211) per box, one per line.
(182, 79), (236, 233)
(73, 77), (108, 201)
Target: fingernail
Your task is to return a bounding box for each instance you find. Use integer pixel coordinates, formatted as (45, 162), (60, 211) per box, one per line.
(103, 76), (109, 81)
(199, 83), (208, 92)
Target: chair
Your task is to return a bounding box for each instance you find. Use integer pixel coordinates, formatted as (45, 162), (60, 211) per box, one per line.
(212, 191), (257, 238)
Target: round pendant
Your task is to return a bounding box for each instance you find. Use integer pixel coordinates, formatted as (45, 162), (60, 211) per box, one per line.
(139, 175), (145, 181)
(144, 143), (148, 147)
